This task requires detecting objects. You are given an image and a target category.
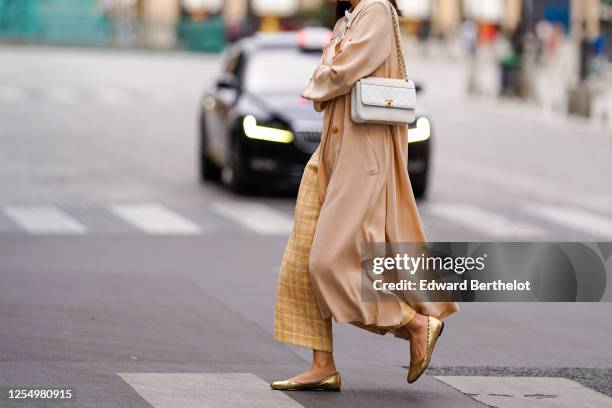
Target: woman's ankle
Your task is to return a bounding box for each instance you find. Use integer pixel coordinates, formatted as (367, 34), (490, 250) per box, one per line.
(311, 361), (336, 371)
(307, 365), (337, 378)
(405, 313), (427, 336)
(312, 350), (335, 371)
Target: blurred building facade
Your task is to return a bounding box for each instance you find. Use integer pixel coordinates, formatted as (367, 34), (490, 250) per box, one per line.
(420, 0), (609, 122)
(0, 1), (603, 48)
(1, 0), (611, 122)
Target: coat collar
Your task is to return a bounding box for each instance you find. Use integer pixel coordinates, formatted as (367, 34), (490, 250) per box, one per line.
(346, 0), (382, 28)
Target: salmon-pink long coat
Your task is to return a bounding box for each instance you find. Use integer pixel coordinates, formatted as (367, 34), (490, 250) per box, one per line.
(301, 0), (458, 327)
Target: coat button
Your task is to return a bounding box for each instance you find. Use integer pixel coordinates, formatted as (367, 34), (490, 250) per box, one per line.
(331, 127), (339, 134)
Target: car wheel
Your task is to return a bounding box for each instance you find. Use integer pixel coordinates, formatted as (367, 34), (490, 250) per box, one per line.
(411, 173), (428, 199)
(226, 138), (254, 194)
(199, 117), (221, 182)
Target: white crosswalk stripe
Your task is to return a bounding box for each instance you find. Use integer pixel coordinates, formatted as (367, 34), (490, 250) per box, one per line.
(3, 205), (87, 234)
(95, 88), (130, 105)
(1, 202), (611, 238)
(0, 86), (27, 103)
(435, 376), (612, 408)
(441, 157), (612, 217)
(211, 202), (293, 235)
(111, 204), (201, 235)
(0, 85), (192, 106)
(46, 87), (80, 104)
(426, 204), (546, 238)
(118, 373), (305, 408)
(524, 205), (612, 238)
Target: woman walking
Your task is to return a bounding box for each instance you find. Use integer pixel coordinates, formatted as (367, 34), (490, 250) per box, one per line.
(272, 0), (458, 391)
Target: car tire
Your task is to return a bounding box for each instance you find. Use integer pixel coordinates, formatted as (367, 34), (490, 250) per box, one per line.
(227, 137), (254, 194)
(199, 117), (221, 182)
(411, 173), (428, 199)
(200, 152), (222, 182)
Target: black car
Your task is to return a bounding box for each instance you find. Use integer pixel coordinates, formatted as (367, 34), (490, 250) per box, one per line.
(199, 29), (432, 197)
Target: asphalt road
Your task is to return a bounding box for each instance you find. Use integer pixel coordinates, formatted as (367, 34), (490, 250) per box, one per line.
(0, 44), (611, 408)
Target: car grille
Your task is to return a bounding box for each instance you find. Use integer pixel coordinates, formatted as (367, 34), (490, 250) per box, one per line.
(295, 131), (321, 144)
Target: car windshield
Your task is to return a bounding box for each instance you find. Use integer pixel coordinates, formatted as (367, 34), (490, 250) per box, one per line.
(244, 49), (321, 94)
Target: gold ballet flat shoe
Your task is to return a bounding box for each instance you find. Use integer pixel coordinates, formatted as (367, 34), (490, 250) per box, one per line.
(407, 316), (444, 384)
(270, 372), (341, 391)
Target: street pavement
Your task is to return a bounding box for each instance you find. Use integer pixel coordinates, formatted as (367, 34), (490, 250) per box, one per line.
(0, 44), (611, 407)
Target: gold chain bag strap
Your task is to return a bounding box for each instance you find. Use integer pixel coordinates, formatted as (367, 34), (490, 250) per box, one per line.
(350, 0), (417, 125)
(389, 0), (408, 81)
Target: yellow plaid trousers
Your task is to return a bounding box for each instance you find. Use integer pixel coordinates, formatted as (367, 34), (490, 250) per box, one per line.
(273, 149), (334, 352)
(273, 150), (419, 352)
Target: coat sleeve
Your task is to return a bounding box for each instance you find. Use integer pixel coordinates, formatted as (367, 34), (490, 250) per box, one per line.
(311, 53), (328, 112)
(313, 100), (328, 113)
(301, 2), (392, 103)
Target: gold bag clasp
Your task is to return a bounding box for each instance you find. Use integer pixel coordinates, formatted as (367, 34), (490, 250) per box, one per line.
(384, 99), (393, 108)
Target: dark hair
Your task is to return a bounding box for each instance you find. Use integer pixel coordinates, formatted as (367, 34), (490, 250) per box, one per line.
(335, 0), (402, 22)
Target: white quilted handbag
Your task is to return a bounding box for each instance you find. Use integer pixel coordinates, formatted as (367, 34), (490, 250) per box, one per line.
(350, 0), (416, 125)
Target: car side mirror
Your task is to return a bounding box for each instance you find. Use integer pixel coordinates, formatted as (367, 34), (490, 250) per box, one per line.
(217, 75), (239, 90)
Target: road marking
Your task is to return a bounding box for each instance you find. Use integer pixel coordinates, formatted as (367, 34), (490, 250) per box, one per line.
(212, 202), (293, 235)
(524, 205), (612, 238)
(0, 86), (27, 103)
(426, 204), (545, 238)
(441, 157), (612, 216)
(436, 376), (612, 408)
(46, 87), (80, 104)
(3, 205), (87, 234)
(96, 88), (129, 105)
(118, 373), (305, 408)
(111, 204), (201, 235)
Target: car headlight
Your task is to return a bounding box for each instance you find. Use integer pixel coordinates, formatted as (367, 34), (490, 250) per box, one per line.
(243, 115), (294, 144)
(408, 117), (431, 143)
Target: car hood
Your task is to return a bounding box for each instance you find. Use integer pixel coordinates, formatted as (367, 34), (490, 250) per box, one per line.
(245, 91), (427, 123)
(246, 92), (323, 122)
